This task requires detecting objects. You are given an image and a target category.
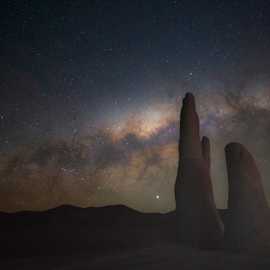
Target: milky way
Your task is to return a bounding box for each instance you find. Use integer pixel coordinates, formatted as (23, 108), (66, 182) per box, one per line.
(1, 1), (270, 212)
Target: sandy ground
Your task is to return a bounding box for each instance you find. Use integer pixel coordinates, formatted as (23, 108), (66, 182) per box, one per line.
(2, 244), (270, 270)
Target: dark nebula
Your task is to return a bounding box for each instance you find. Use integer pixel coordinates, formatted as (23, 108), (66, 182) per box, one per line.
(0, 0), (270, 212)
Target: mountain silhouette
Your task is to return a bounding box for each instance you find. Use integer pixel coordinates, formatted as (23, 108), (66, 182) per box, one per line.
(1, 93), (270, 269)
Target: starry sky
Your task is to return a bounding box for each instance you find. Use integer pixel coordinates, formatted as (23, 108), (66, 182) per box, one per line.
(1, 0), (270, 213)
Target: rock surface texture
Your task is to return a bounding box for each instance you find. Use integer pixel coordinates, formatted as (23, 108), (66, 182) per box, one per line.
(225, 142), (270, 250)
(175, 93), (224, 248)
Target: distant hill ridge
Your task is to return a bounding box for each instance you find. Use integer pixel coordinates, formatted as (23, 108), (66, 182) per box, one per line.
(0, 204), (228, 259)
(2, 93), (270, 259)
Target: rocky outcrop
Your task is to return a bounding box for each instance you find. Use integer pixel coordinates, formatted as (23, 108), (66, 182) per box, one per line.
(201, 136), (211, 170)
(175, 93), (224, 248)
(225, 143), (270, 250)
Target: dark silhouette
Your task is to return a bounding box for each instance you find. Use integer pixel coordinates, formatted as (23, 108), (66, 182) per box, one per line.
(225, 143), (270, 250)
(175, 93), (224, 248)
(1, 93), (270, 269)
(201, 136), (211, 170)
(0, 205), (179, 258)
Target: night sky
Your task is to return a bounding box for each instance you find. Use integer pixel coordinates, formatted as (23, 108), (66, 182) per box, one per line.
(1, 0), (270, 213)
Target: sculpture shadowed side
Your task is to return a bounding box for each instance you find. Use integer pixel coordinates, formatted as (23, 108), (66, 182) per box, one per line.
(225, 143), (270, 251)
(201, 136), (211, 170)
(175, 93), (224, 249)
